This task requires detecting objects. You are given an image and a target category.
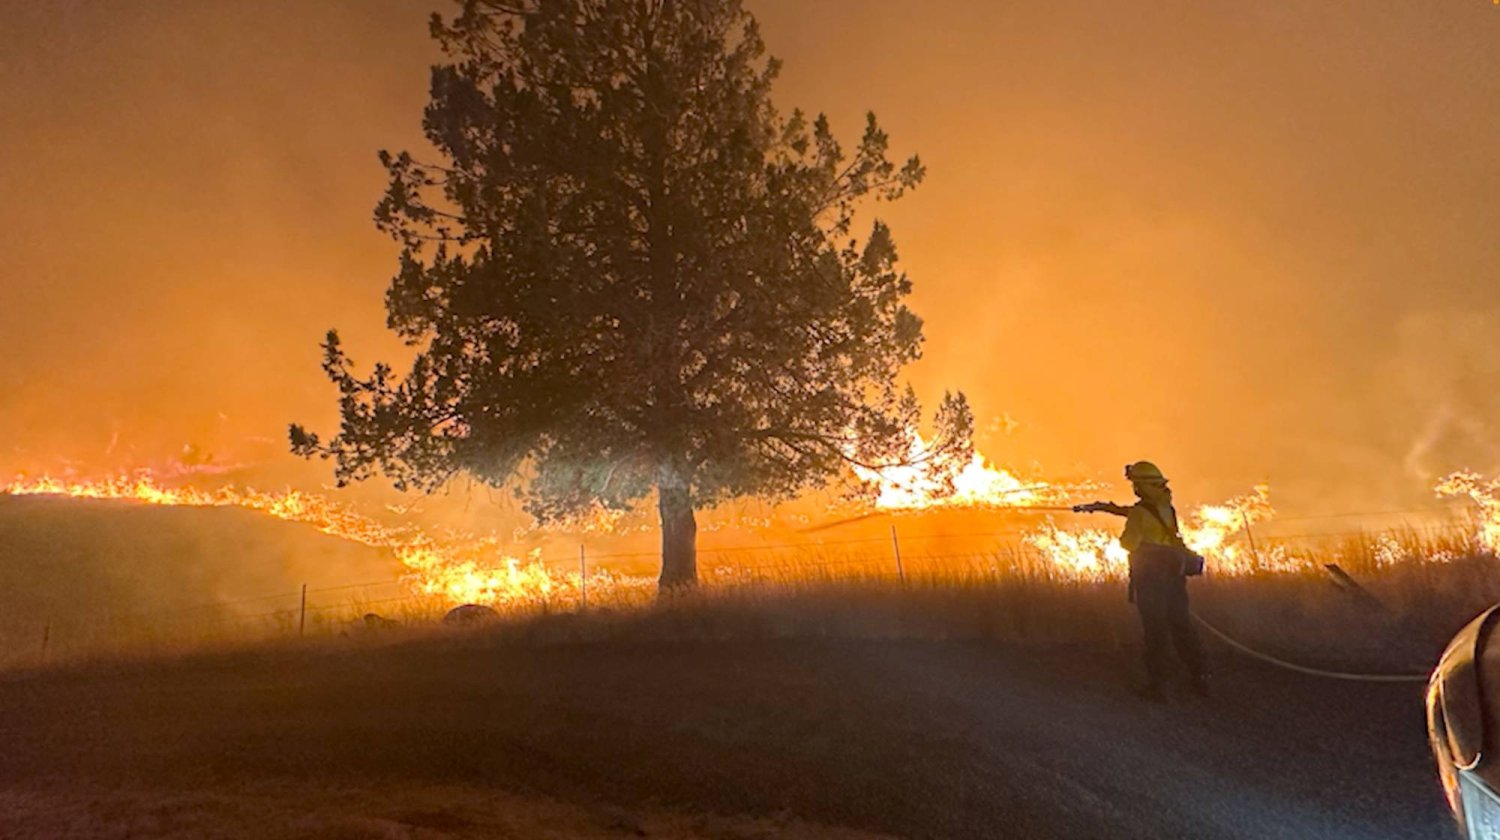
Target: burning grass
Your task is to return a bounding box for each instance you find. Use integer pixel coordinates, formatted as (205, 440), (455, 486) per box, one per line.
(6, 442), (1493, 606)
(8, 528), (1493, 680)
(5, 459), (1499, 673)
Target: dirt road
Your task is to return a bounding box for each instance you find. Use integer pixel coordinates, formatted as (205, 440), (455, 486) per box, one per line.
(0, 637), (1451, 838)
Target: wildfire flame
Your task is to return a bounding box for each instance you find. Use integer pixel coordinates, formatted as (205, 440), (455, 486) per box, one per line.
(1436, 470), (1500, 554)
(0, 472), (564, 606)
(1023, 525), (1127, 578)
(8, 459), (1491, 612)
(850, 432), (1075, 510)
(1022, 485), (1283, 577)
(1180, 485), (1285, 572)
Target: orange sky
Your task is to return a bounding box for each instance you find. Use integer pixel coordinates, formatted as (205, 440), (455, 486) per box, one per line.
(2, 0), (1499, 515)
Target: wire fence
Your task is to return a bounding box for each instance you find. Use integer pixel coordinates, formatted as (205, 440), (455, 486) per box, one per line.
(2, 502), (1484, 666)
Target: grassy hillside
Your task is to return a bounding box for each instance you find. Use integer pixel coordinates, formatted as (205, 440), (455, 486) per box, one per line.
(0, 496), (401, 663)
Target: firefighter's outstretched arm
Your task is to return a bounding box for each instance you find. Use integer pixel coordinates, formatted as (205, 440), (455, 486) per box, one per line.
(1072, 501), (1131, 516)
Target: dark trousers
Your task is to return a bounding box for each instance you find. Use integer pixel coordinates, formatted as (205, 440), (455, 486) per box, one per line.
(1133, 562), (1205, 686)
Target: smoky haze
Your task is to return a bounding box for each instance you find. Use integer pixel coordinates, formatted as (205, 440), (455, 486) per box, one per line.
(2, 0), (1498, 515)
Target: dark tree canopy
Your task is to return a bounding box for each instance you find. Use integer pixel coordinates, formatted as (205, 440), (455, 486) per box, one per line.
(291, 0), (972, 587)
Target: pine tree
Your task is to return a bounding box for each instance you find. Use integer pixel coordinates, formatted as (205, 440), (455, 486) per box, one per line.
(291, 0), (972, 589)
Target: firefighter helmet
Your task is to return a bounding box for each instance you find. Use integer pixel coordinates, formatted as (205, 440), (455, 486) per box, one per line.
(1125, 461), (1167, 484)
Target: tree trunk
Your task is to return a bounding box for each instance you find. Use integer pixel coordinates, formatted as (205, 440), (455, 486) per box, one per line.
(657, 484), (698, 590)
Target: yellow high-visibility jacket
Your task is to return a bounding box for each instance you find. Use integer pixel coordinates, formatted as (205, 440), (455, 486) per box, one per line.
(1119, 501), (1179, 553)
(1121, 501), (1181, 602)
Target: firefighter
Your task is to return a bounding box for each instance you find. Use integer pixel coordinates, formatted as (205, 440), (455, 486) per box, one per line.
(1076, 461), (1208, 700)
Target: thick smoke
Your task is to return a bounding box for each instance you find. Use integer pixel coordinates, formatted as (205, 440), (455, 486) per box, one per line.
(2, 0), (1498, 522)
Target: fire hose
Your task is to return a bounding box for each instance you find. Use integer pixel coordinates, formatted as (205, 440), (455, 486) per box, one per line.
(1190, 611), (1429, 683)
(1067, 501), (1432, 682)
(801, 501), (1434, 682)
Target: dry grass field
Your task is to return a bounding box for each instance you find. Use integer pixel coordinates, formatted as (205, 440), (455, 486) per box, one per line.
(0, 496), (1486, 837)
(4, 493), (1493, 675)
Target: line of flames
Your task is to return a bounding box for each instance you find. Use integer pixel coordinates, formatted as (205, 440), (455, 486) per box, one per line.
(1435, 470), (1500, 555)
(1022, 485), (1288, 579)
(4, 464), (1496, 607)
(0, 474), (578, 607)
(850, 432), (1079, 510)
(1024, 470), (1500, 579)
(846, 434), (1297, 577)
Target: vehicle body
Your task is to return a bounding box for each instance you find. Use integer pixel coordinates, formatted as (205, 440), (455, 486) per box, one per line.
(1429, 605), (1500, 838)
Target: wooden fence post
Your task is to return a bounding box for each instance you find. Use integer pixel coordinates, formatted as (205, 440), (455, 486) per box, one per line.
(298, 583), (307, 637)
(891, 524), (905, 584)
(1241, 511), (1263, 568)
